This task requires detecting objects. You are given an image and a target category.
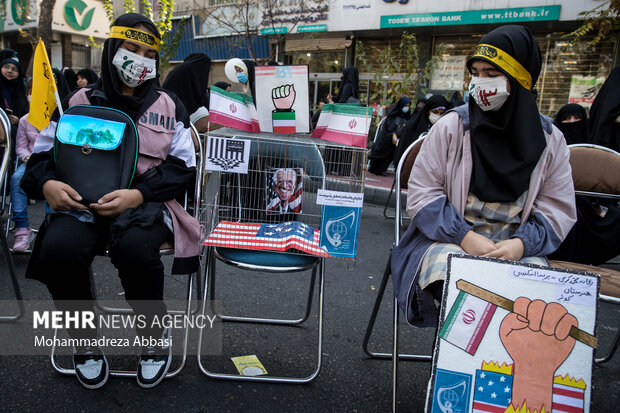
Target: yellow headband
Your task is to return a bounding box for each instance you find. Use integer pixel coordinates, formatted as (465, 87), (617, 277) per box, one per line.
(472, 44), (532, 90)
(108, 26), (160, 52)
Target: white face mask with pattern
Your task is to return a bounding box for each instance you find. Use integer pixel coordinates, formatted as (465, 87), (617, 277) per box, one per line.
(112, 48), (157, 88)
(469, 75), (510, 111)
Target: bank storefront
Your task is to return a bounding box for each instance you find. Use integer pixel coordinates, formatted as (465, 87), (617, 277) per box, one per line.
(0, 0), (108, 71)
(265, 0), (618, 117)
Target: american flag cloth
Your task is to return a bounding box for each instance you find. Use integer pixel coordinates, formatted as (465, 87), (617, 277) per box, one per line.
(204, 221), (330, 257)
(473, 369), (513, 413)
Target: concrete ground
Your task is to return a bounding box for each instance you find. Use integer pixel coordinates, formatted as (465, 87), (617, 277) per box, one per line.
(0, 197), (618, 413)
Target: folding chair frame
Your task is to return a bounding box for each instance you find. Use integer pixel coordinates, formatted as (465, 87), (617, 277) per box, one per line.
(362, 138), (431, 412)
(197, 133), (328, 384)
(0, 109), (24, 322)
(50, 124), (204, 379)
(568, 144), (620, 365)
(197, 248), (325, 383)
(383, 132), (427, 222)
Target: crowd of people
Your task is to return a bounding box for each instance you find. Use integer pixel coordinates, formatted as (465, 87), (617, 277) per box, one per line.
(1, 16), (619, 395)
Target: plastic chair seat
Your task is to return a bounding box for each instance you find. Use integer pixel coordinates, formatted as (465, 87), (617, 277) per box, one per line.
(215, 247), (319, 269)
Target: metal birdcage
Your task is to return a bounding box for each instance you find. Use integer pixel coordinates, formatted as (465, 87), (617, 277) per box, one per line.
(200, 128), (366, 258)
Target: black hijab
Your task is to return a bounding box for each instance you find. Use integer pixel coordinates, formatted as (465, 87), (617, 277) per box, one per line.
(0, 49), (28, 117)
(386, 97), (411, 119)
(335, 67), (359, 103)
(242, 59), (257, 103)
(52, 68), (71, 101)
(76, 68), (99, 85)
(101, 13), (161, 121)
(394, 95), (450, 166)
(466, 25), (546, 202)
(63, 68), (78, 91)
(554, 103), (589, 145)
(163, 52), (211, 115)
(588, 66), (620, 152)
(213, 81), (231, 90)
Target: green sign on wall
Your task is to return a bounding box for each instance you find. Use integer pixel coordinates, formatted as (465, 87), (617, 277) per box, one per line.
(260, 27), (288, 35)
(297, 24), (327, 33)
(380, 5), (561, 28)
(64, 0), (96, 31)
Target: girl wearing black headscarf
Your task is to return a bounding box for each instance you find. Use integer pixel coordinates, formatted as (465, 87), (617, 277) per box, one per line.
(0, 49), (28, 123)
(393, 94), (449, 166)
(554, 103), (589, 145)
(242, 59), (257, 103)
(22, 13), (199, 390)
(163, 52), (212, 129)
(368, 97), (411, 175)
(76, 68), (99, 88)
(391, 27), (576, 382)
(0, 49), (28, 164)
(588, 66), (620, 152)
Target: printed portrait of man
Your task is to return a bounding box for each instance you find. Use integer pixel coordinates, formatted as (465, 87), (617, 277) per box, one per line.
(266, 167), (303, 214)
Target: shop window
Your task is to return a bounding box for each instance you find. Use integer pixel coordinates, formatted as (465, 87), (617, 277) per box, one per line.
(284, 50), (344, 73)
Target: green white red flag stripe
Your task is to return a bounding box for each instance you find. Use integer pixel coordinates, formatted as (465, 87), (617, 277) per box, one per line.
(311, 104), (333, 138)
(320, 105), (373, 148)
(439, 290), (496, 355)
(209, 86), (260, 133)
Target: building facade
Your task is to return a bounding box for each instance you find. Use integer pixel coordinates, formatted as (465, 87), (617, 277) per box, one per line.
(168, 1), (618, 117)
(0, 0), (109, 71)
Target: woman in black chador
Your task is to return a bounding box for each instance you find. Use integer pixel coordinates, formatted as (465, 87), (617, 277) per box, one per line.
(588, 66), (620, 152)
(553, 103), (589, 145)
(393, 95), (449, 167)
(368, 97), (411, 175)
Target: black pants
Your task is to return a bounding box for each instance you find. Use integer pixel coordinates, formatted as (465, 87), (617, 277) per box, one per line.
(38, 213), (171, 339)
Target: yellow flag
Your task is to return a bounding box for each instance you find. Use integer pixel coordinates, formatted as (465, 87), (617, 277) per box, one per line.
(28, 39), (59, 131)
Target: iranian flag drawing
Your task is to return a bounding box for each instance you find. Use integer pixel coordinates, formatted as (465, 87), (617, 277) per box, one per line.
(209, 85), (260, 133)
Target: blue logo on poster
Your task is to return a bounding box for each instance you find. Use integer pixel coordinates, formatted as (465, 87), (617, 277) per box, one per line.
(431, 368), (472, 413)
(320, 206), (361, 258)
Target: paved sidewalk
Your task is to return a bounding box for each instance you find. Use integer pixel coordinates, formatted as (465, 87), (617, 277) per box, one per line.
(1, 198), (619, 412)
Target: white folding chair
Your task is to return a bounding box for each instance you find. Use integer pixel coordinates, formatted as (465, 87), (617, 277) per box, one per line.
(362, 137), (432, 412)
(383, 132), (427, 220)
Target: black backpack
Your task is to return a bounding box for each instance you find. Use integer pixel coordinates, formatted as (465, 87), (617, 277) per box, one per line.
(54, 105), (139, 205)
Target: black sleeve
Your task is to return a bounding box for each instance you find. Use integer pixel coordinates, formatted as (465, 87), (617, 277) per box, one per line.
(20, 149), (57, 200)
(133, 155), (195, 202)
(336, 84), (354, 103)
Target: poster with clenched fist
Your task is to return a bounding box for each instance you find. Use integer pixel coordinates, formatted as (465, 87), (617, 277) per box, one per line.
(255, 65), (310, 133)
(426, 255), (599, 413)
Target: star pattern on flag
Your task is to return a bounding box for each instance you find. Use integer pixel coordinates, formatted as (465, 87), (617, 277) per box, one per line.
(472, 369), (513, 412)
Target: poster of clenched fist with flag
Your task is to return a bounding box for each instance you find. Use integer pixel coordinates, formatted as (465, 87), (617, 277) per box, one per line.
(426, 255), (599, 413)
(255, 65), (310, 133)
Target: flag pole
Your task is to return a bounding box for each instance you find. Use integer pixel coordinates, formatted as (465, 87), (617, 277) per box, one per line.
(53, 89), (63, 116)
